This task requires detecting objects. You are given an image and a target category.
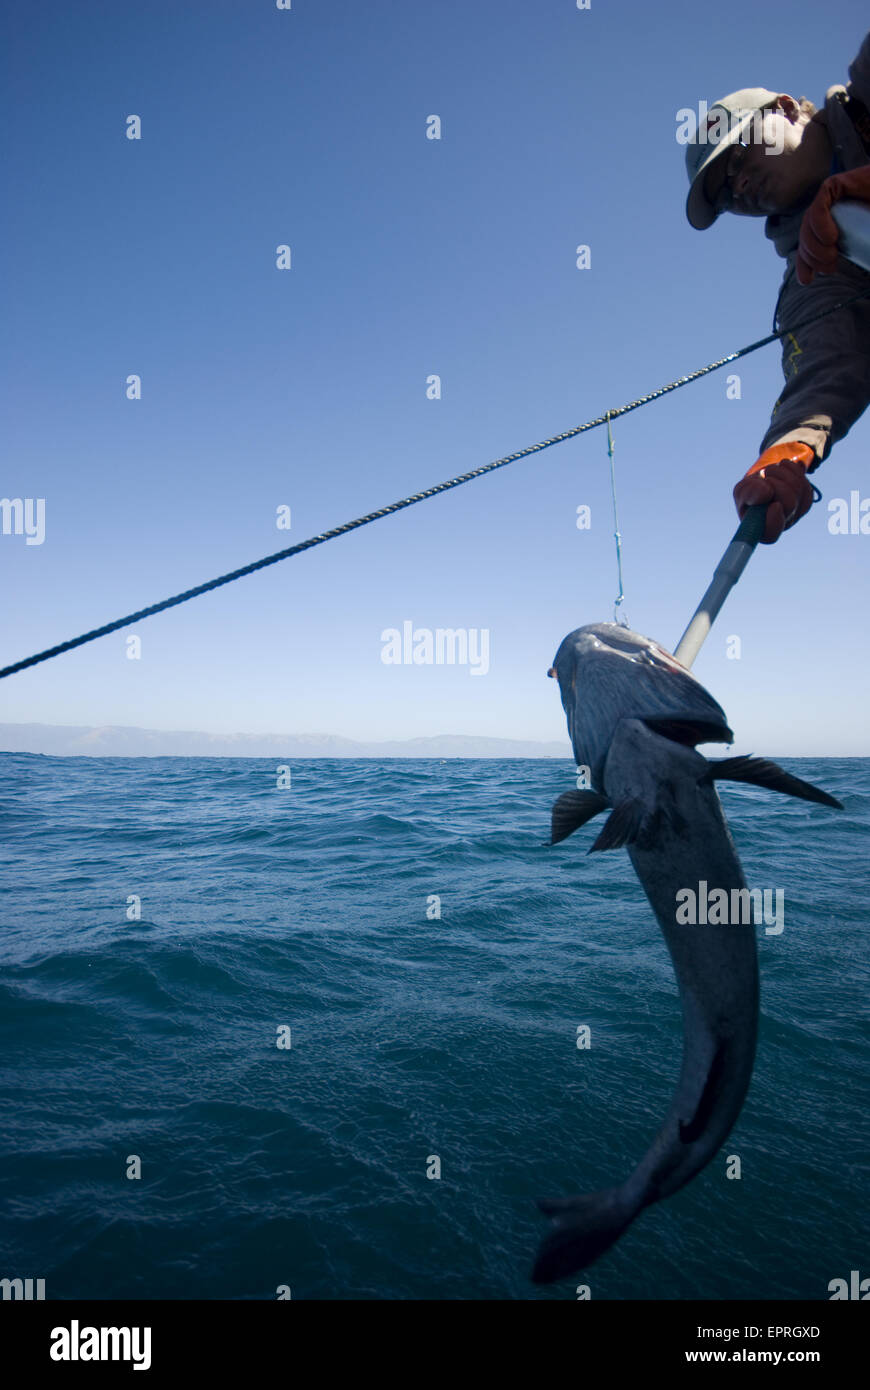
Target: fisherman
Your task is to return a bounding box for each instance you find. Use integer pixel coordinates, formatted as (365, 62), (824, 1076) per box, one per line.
(684, 32), (870, 543)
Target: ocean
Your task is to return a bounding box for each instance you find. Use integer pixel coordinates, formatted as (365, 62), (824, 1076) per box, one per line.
(0, 752), (867, 1300)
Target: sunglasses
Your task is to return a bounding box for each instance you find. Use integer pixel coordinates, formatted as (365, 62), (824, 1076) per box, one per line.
(710, 138), (752, 215)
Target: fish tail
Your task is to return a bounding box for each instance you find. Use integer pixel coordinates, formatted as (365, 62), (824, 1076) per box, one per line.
(531, 1185), (640, 1284)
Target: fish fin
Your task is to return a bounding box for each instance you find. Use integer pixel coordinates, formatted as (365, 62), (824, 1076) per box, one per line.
(708, 755), (843, 809)
(589, 798), (646, 852)
(644, 716), (734, 747)
(531, 1187), (638, 1283)
(550, 790), (609, 845)
(678, 1042), (729, 1145)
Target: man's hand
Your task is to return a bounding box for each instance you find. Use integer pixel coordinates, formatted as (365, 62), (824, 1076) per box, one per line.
(796, 165), (870, 286)
(733, 442), (816, 544)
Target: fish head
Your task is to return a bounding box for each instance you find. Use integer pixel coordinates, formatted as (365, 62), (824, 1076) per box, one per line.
(548, 623), (733, 788)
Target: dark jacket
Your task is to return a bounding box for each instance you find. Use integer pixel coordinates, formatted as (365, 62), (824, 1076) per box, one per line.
(759, 31), (870, 467)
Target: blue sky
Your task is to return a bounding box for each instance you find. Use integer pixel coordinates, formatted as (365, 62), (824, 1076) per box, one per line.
(2, 0), (868, 753)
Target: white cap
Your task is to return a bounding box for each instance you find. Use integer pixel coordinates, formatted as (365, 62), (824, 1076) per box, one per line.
(685, 89), (780, 229)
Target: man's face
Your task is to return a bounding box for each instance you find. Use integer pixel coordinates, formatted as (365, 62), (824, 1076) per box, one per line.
(704, 97), (826, 218)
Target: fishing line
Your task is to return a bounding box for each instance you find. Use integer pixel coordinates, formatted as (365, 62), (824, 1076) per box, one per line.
(3, 283), (870, 682)
(605, 412), (629, 627)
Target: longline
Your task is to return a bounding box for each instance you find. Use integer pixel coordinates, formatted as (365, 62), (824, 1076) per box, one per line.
(3, 283), (870, 682)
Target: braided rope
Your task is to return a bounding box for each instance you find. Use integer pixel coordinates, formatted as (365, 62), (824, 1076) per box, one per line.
(3, 284), (869, 681)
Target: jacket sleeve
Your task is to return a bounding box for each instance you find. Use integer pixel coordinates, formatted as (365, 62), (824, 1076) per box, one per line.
(848, 29), (870, 103)
(759, 257), (870, 468)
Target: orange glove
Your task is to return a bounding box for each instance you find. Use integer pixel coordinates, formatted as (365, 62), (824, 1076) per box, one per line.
(796, 165), (870, 285)
(733, 442), (816, 544)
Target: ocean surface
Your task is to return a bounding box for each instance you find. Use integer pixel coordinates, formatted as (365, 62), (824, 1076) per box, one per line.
(0, 752), (867, 1301)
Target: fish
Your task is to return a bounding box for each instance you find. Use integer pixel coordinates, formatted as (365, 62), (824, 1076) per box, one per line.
(534, 621), (843, 1284)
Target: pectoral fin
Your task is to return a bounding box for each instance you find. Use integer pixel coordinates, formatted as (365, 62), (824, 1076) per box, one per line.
(550, 790), (608, 845)
(589, 798), (647, 852)
(707, 755), (843, 809)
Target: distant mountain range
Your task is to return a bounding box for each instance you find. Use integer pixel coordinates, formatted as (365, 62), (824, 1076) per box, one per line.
(0, 723), (573, 759)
